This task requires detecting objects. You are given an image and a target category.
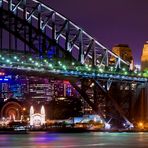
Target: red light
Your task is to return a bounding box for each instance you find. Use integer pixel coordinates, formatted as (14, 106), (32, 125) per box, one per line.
(63, 80), (69, 84)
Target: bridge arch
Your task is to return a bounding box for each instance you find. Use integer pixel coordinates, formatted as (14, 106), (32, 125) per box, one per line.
(0, 0), (128, 68)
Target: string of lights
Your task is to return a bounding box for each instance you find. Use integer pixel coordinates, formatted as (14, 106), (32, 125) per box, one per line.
(0, 53), (147, 82)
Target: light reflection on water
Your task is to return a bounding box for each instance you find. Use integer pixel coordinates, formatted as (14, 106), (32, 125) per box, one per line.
(0, 132), (148, 147)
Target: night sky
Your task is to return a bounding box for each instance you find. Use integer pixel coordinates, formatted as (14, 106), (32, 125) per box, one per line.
(41, 0), (148, 65)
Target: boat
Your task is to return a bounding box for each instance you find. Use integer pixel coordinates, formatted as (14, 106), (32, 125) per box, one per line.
(0, 126), (28, 134)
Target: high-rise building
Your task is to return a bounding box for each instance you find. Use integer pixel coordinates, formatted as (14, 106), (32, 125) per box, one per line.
(141, 41), (148, 71)
(28, 77), (54, 102)
(111, 44), (134, 70)
(0, 74), (79, 103)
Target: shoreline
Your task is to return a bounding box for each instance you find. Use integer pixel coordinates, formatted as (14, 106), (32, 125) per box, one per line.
(0, 127), (147, 134)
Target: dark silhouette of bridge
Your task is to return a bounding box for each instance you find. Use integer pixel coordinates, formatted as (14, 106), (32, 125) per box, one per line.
(0, 0), (148, 128)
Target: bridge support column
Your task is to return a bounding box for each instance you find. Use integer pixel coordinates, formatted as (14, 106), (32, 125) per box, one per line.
(134, 83), (148, 122)
(140, 83), (148, 122)
(145, 83), (148, 121)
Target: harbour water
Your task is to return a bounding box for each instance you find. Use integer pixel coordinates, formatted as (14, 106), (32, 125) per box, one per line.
(0, 132), (148, 147)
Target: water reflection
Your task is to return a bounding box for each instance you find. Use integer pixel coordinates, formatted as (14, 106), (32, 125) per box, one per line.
(0, 132), (148, 147)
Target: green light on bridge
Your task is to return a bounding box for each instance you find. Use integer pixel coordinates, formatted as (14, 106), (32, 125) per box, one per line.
(44, 59), (47, 63)
(1, 57), (5, 60)
(62, 65), (67, 70)
(48, 64), (53, 68)
(6, 59), (11, 63)
(124, 71), (128, 75)
(110, 67), (114, 71)
(35, 62), (39, 66)
(99, 68), (104, 73)
(72, 62), (75, 66)
(138, 73), (142, 76)
(29, 58), (32, 61)
(122, 68), (126, 71)
(58, 61), (61, 64)
(13, 56), (18, 60)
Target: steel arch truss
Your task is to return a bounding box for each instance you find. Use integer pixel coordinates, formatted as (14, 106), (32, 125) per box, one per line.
(1, 0), (129, 69)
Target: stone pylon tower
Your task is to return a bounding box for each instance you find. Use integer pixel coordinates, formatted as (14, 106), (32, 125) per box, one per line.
(141, 41), (148, 121)
(141, 41), (148, 71)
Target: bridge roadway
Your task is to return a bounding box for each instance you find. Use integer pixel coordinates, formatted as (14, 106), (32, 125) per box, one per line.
(0, 52), (147, 83)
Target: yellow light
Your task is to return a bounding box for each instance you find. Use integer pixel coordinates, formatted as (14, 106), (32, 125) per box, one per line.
(90, 83), (94, 88)
(23, 108), (26, 111)
(138, 122), (144, 129)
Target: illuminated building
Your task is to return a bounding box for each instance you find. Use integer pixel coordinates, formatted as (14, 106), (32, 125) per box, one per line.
(28, 77), (53, 102)
(0, 74), (81, 120)
(0, 74), (79, 103)
(29, 78), (78, 102)
(111, 44), (134, 70)
(141, 41), (148, 71)
(0, 75), (25, 101)
(30, 105), (46, 127)
(54, 80), (78, 98)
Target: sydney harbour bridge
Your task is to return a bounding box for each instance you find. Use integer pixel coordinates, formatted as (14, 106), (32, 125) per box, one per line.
(0, 0), (148, 128)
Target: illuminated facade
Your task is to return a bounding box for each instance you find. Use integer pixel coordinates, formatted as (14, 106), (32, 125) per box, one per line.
(28, 78), (78, 102)
(111, 44), (134, 70)
(30, 106), (46, 127)
(0, 75), (78, 103)
(28, 77), (53, 102)
(54, 80), (77, 98)
(141, 42), (148, 121)
(141, 41), (148, 71)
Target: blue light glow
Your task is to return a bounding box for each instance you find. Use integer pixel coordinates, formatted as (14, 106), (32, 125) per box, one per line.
(0, 78), (9, 81)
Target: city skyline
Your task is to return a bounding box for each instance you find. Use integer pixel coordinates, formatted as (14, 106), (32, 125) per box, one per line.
(42, 0), (148, 65)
